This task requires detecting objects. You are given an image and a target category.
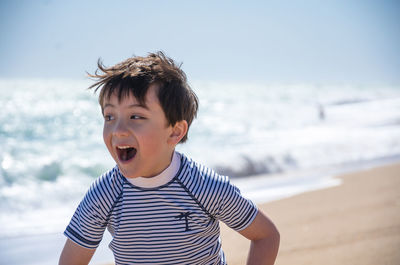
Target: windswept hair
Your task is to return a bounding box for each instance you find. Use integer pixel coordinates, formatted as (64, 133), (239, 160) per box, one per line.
(88, 51), (199, 143)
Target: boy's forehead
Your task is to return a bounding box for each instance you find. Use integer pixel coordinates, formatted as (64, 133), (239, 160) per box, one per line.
(101, 83), (160, 108)
(101, 93), (146, 111)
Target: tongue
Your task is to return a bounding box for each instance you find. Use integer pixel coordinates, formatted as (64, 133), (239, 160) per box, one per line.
(121, 148), (136, 161)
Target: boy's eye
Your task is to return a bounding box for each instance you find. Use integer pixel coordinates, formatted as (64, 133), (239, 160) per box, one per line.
(130, 115), (143, 120)
(104, 115), (114, 121)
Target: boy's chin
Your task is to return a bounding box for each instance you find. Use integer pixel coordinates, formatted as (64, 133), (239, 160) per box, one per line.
(117, 165), (139, 179)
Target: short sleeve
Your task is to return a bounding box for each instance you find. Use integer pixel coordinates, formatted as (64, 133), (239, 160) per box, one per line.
(215, 179), (258, 232)
(64, 178), (110, 249)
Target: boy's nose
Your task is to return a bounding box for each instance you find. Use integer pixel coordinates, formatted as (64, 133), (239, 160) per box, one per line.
(112, 120), (129, 137)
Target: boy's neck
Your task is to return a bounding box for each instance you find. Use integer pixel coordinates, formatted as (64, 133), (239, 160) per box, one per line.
(126, 151), (181, 188)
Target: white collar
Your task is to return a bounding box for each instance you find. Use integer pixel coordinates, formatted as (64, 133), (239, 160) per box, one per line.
(126, 152), (181, 188)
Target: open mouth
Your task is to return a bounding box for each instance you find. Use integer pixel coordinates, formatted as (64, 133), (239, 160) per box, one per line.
(116, 146), (137, 162)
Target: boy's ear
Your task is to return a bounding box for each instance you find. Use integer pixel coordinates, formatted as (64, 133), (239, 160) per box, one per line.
(168, 120), (188, 145)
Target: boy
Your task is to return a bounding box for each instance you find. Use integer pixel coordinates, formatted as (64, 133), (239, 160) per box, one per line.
(59, 52), (279, 265)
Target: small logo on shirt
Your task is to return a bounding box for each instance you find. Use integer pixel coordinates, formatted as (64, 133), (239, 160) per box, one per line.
(175, 211), (193, 231)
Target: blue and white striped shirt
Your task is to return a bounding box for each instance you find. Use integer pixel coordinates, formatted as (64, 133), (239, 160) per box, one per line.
(64, 153), (258, 264)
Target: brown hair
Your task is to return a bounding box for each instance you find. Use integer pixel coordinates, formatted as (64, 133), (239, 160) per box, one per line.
(88, 51), (199, 143)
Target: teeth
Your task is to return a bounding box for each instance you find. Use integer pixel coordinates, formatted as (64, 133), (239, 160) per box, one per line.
(118, 146), (133, 149)
(116, 145), (137, 162)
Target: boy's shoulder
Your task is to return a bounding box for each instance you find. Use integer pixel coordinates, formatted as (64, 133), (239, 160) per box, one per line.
(178, 152), (258, 229)
(179, 152), (231, 186)
(88, 165), (125, 198)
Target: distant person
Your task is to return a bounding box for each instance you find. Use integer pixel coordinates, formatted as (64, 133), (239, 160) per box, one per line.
(318, 103), (325, 121)
(59, 52), (280, 265)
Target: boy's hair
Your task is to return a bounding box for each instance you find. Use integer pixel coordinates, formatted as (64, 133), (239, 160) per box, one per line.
(88, 51), (199, 143)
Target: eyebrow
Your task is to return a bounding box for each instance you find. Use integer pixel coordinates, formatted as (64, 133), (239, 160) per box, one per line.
(103, 103), (149, 110)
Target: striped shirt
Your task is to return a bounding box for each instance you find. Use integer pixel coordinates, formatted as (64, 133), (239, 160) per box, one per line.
(64, 152), (258, 264)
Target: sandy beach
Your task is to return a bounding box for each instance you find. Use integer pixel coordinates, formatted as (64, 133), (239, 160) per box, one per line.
(220, 162), (400, 265)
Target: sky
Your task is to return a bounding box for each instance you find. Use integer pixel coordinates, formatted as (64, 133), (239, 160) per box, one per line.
(0, 0), (399, 84)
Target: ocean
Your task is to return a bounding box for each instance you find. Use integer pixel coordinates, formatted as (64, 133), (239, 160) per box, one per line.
(1, 78), (400, 242)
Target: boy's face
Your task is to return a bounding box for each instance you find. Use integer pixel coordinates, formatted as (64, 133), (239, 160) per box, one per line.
(102, 84), (177, 178)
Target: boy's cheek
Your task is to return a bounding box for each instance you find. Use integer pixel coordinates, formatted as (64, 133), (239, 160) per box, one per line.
(102, 130), (114, 154)
(103, 126), (111, 142)
(104, 142), (114, 157)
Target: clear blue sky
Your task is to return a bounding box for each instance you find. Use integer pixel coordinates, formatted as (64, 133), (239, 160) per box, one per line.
(0, 0), (399, 84)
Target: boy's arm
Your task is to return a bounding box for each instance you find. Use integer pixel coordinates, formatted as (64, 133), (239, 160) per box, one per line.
(239, 210), (280, 265)
(59, 239), (96, 265)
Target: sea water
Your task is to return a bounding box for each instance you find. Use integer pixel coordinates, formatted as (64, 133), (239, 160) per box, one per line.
(1, 78), (400, 239)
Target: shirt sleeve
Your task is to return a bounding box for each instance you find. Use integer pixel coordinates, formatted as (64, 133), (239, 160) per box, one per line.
(63, 177), (110, 249)
(215, 178), (258, 232)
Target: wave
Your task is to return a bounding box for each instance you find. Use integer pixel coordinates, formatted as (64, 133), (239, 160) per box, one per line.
(328, 98), (371, 106)
(213, 154), (297, 178)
